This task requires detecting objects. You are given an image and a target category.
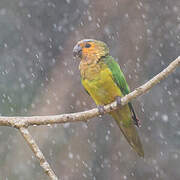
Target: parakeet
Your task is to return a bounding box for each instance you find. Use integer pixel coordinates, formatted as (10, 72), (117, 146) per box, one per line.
(73, 39), (144, 157)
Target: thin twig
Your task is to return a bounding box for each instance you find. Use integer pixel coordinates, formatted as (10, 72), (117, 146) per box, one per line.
(0, 56), (179, 180)
(0, 56), (179, 128)
(19, 127), (58, 180)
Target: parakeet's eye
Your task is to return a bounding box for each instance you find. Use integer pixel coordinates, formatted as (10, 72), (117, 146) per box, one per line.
(85, 43), (91, 48)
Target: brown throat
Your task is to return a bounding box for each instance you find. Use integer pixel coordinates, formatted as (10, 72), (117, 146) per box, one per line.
(79, 59), (104, 80)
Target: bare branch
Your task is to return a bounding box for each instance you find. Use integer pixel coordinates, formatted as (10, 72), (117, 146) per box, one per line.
(0, 56), (179, 128)
(0, 56), (179, 180)
(19, 127), (58, 180)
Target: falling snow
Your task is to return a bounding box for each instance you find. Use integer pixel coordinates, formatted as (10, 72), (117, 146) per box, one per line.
(0, 0), (179, 179)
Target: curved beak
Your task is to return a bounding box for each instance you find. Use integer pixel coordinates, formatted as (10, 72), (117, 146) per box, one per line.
(73, 44), (82, 58)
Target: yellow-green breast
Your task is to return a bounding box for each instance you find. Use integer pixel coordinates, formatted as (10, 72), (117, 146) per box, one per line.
(81, 61), (123, 105)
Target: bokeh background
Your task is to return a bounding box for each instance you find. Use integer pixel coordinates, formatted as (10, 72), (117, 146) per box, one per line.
(0, 0), (179, 179)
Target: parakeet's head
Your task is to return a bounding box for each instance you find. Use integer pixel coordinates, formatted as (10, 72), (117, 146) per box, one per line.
(73, 39), (109, 61)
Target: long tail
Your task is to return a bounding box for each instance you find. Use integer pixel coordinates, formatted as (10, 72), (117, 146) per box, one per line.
(111, 105), (144, 157)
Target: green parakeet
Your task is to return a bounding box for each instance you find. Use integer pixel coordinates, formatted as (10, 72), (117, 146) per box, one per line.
(73, 39), (144, 157)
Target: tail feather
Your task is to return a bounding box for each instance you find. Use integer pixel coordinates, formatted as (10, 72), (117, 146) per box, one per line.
(128, 102), (141, 127)
(111, 105), (144, 157)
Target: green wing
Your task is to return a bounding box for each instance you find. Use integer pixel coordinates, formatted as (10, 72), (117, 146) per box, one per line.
(104, 56), (140, 127)
(103, 56), (130, 95)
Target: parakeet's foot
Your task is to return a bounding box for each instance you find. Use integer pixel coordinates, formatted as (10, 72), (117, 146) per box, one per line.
(115, 96), (122, 106)
(97, 105), (105, 115)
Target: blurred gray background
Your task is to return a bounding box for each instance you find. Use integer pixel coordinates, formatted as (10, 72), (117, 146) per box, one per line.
(0, 0), (179, 179)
